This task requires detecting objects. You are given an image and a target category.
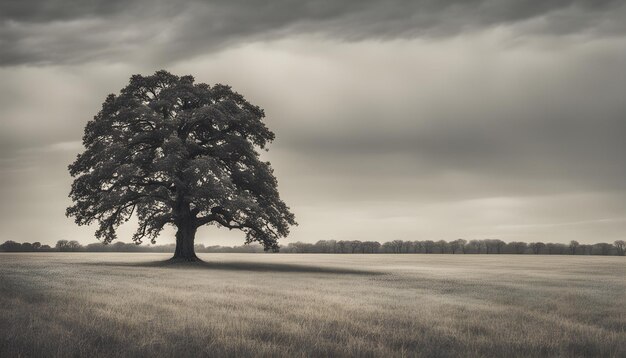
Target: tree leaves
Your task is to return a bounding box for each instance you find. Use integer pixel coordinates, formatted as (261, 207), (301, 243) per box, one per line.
(68, 70), (296, 250)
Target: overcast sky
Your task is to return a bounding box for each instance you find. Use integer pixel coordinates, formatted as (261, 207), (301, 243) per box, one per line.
(1, 0), (625, 246)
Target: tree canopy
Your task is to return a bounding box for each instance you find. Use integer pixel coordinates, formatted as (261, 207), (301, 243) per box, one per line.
(67, 70), (296, 260)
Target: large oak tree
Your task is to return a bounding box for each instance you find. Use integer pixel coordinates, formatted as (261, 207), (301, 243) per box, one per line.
(67, 70), (296, 261)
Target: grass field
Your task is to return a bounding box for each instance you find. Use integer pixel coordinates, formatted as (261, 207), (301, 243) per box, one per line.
(0, 253), (624, 357)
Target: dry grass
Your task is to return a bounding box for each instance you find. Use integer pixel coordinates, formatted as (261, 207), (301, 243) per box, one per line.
(0, 253), (624, 357)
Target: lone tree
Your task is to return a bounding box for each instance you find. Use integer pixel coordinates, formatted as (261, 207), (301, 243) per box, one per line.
(67, 71), (296, 261)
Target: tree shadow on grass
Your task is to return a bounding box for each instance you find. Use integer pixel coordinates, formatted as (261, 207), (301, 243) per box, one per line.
(82, 260), (383, 275)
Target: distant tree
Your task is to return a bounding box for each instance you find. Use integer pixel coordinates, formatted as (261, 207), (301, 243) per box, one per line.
(21, 242), (34, 251)
(479, 240), (488, 254)
(67, 70), (296, 261)
(382, 241), (392, 253)
(569, 240), (580, 255)
(494, 240), (506, 254)
(422, 240), (435, 254)
(0, 240), (23, 252)
(530, 242), (545, 255)
(56, 240), (82, 252)
(85, 242), (108, 252)
(32, 242), (42, 250)
(68, 240), (83, 252)
(194, 243), (206, 253)
(327, 240), (338, 253)
(287, 242), (313, 253)
(388, 240), (402, 253)
(361, 241), (380, 253)
(56, 240), (70, 251)
(593, 243), (612, 256)
(484, 239), (495, 254)
(370, 241), (381, 253)
(448, 240), (458, 254)
(579, 244), (592, 255)
(508, 241), (527, 254)
(448, 239), (461, 255)
(614, 240), (625, 256)
(400, 240), (413, 253)
(434, 240), (447, 254)
(466, 240), (480, 254)
(380, 241), (391, 253)
(482, 239), (505, 254)
(337, 240), (348, 253)
(458, 239), (468, 254)
(112, 242), (126, 251)
(350, 240), (362, 253)
(315, 240), (330, 253)
(546, 243), (567, 255)
(449, 239), (466, 254)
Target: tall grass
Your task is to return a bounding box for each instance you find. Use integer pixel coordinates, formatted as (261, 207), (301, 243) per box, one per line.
(1, 253), (624, 357)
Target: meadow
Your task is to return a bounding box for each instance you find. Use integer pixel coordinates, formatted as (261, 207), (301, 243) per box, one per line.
(0, 253), (624, 357)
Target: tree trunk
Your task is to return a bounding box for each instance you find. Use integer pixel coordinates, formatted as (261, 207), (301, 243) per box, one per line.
(172, 220), (199, 261)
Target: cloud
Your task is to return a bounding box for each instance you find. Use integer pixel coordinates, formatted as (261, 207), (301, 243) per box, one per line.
(208, 35), (626, 196)
(0, 4), (625, 245)
(1, 0), (625, 65)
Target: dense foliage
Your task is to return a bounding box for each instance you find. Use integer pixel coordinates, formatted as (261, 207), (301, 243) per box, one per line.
(66, 71), (296, 259)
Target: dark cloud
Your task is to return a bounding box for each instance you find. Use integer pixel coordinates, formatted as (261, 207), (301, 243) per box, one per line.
(1, 3), (625, 245)
(262, 37), (626, 198)
(1, 0), (625, 65)
(0, 0), (132, 22)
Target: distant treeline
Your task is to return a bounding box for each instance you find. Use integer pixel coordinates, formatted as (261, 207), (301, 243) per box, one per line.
(1, 239), (625, 255)
(0, 240), (263, 253)
(282, 239), (626, 255)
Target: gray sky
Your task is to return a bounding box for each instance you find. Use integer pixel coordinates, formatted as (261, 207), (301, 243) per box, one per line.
(1, 0), (625, 246)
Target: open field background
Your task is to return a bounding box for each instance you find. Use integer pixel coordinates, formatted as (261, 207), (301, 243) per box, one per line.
(1, 253), (624, 357)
